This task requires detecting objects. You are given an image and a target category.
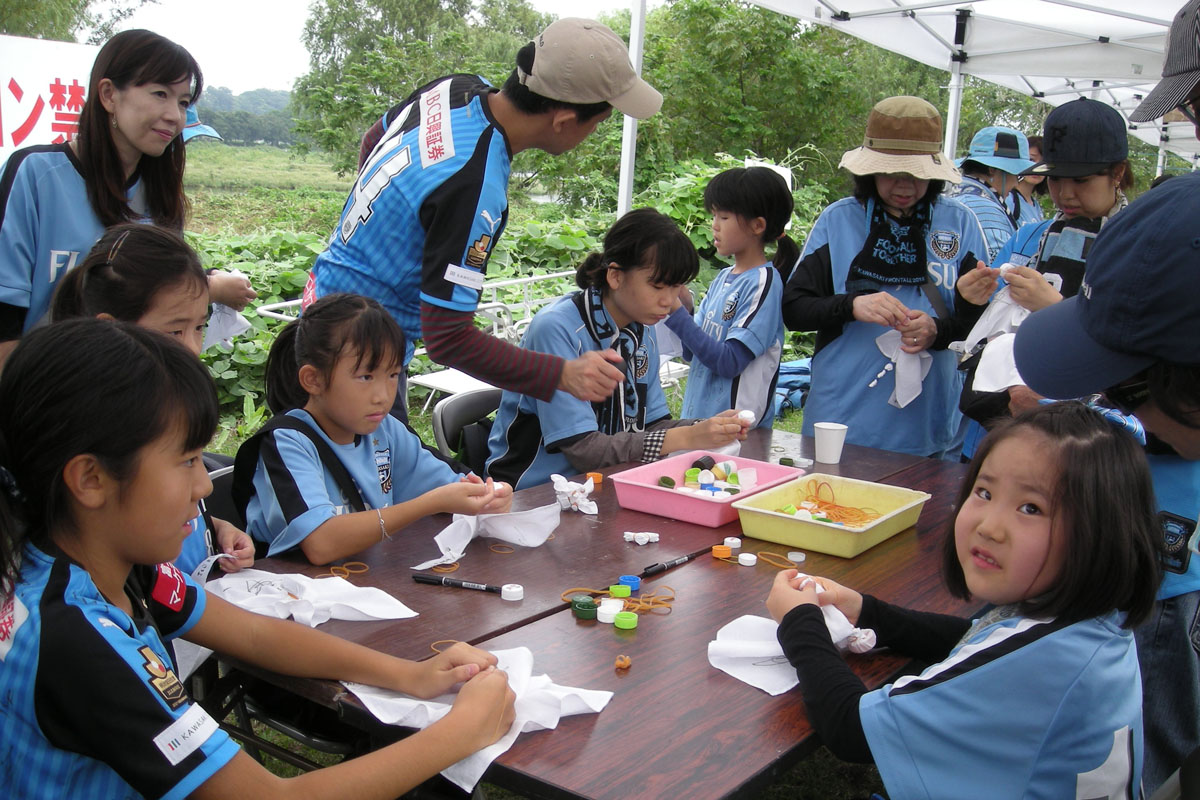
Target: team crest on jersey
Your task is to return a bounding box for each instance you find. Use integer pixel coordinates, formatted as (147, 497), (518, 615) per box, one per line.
(722, 292), (740, 321)
(0, 592), (28, 662)
(634, 346), (650, 379)
(151, 563), (186, 612)
(929, 230), (960, 259)
(465, 234), (492, 269)
(376, 448), (393, 494)
(139, 645), (188, 709)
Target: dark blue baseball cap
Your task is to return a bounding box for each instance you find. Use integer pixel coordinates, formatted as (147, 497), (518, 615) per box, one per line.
(1014, 171), (1200, 399)
(1023, 98), (1127, 178)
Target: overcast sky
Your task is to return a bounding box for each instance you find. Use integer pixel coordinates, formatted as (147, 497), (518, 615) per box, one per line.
(120, 0), (628, 94)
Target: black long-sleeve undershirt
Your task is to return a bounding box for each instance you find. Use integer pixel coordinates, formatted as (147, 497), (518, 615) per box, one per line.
(775, 595), (971, 762)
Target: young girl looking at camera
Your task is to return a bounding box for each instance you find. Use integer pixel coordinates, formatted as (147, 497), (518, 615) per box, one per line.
(766, 402), (1160, 798)
(235, 293), (511, 565)
(0, 319), (515, 800)
(486, 207), (751, 490)
(666, 166), (797, 428)
(51, 223), (254, 577)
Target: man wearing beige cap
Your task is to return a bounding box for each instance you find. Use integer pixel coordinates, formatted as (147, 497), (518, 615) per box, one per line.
(311, 19), (662, 421)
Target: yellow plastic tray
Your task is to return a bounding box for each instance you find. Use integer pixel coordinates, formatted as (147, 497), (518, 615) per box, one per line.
(732, 473), (930, 558)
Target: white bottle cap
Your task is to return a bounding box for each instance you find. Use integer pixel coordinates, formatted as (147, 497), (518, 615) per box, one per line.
(501, 583), (524, 601)
(724, 537), (742, 549)
(738, 552), (758, 567)
(787, 551), (807, 563)
(597, 606), (618, 623)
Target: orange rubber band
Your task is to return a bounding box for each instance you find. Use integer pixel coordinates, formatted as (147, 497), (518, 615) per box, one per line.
(430, 639), (458, 654)
(432, 562), (460, 573)
(800, 478), (882, 528)
(756, 552), (797, 569)
(489, 543), (515, 554)
(328, 565), (350, 578)
(614, 654), (632, 670)
(340, 561), (369, 574)
(561, 587), (611, 603)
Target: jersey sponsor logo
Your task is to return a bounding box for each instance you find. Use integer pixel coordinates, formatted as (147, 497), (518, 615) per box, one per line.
(464, 233), (493, 270)
(445, 262), (486, 290)
(139, 645), (188, 710)
(722, 292), (740, 321)
(375, 447), (393, 494)
(929, 230), (960, 259)
(96, 616), (119, 629)
(48, 250), (80, 282)
(419, 78), (456, 169)
(480, 209), (501, 234)
(634, 346), (650, 379)
(151, 562), (187, 612)
(153, 703), (218, 766)
(0, 592), (28, 662)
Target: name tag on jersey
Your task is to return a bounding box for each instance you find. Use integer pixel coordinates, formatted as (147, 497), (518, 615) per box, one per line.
(154, 704), (219, 765)
(444, 263), (485, 291)
(0, 593), (28, 661)
(420, 78), (456, 169)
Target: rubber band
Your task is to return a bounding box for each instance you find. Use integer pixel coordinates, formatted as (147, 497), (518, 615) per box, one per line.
(560, 586), (677, 615)
(614, 654), (632, 669)
(717, 557), (741, 566)
(756, 552), (797, 569)
(489, 543), (515, 554)
(799, 478), (882, 528)
(547, 532), (555, 540)
(328, 565), (350, 578)
(340, 561), (369, 573)
(432, 562), (460, 573)
(430, 639), (458, 654)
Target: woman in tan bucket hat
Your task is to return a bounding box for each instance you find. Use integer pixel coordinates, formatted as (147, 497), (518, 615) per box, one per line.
(781, 96), (994, 458)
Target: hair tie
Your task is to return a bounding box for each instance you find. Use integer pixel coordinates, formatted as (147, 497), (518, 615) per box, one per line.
(0, 465), (25, 504)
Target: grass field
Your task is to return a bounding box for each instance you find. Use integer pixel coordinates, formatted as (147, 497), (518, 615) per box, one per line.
(187, 144), (874, 797)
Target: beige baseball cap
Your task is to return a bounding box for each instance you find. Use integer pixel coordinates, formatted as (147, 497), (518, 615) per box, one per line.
(518, 18), (663, 119)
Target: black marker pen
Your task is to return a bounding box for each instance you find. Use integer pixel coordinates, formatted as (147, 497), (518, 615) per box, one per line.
(412, 574), (502, 594)
(640, 554), (692, 578)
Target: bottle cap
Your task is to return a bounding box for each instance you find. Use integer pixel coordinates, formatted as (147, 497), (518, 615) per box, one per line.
(723, 537), (742, 549)
(618, 574), (641, 591)
(609, 584), (632, 598)
(712, 544), (732, 558)
(613, 611), (639, 629)
(501, 583), (524, 601)
(597, 606), (618, 624)
(573, 604), (597, 620)
(738, 553), (758, 567)
(787, 551), (807, 563)
(587, 472), (603, 486)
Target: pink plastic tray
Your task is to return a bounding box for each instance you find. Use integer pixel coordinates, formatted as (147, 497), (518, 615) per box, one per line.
(610, 450), (804, 528)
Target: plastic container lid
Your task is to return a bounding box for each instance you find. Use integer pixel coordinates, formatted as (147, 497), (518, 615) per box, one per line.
(738, 553), (758, 567)
(724, 537), (742, 549)
(712, 544), (732, 558)
(618, 574), (641, 591)
(609, 584), (632, 598)
(501, 583), (524, 601)
(613, 611), (638, 629)
(597, 606), (618, 624)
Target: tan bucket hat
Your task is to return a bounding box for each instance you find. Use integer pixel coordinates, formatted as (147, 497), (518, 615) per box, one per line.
(838, 96), (961, 183)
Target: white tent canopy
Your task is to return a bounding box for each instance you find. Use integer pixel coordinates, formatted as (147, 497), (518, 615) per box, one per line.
(616, 0), (1196, 212)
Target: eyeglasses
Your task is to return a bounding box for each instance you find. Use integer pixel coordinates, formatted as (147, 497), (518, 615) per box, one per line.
(1103, 373), (1151, 416)
(1178, 96), (1200, 126)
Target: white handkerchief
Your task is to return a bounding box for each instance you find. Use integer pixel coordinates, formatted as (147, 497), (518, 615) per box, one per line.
(707, 615), (798, 696)
(173, 554), (239, 680)
(795, 575), (876, 654)
(551, 474), (598, 514)
(203, 302), (252, 351)
(953, 285), (1030, 357)
(411, 504), (562, 570)
(972, 332), (1024, 393)
(875, 329), (932, 409)
(205, 569), (416, 626)
(344, 647), (611, 791)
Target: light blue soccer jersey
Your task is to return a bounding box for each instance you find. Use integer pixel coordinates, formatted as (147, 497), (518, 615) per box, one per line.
(0, 144), (146, 331)
(799, 197), (988, 456)
(0, 545), (238, 799)
(945, 176), (1016, 264)
(681, 263), (783, 427)
(860, 610), (1142, 800)
(313, 75), (511, 364)
(243, 409), (459, 556)
(486, 290), (669, 490)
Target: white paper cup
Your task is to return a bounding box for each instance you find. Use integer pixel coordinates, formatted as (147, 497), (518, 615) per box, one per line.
(813, 422), (848, 464)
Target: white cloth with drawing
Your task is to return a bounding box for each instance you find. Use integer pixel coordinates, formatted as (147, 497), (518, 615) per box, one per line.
(204, 568), (417, 626)
(410, 503), (562, 570)
(874, 329), (932, 408)
(344, 647), (611, 791)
